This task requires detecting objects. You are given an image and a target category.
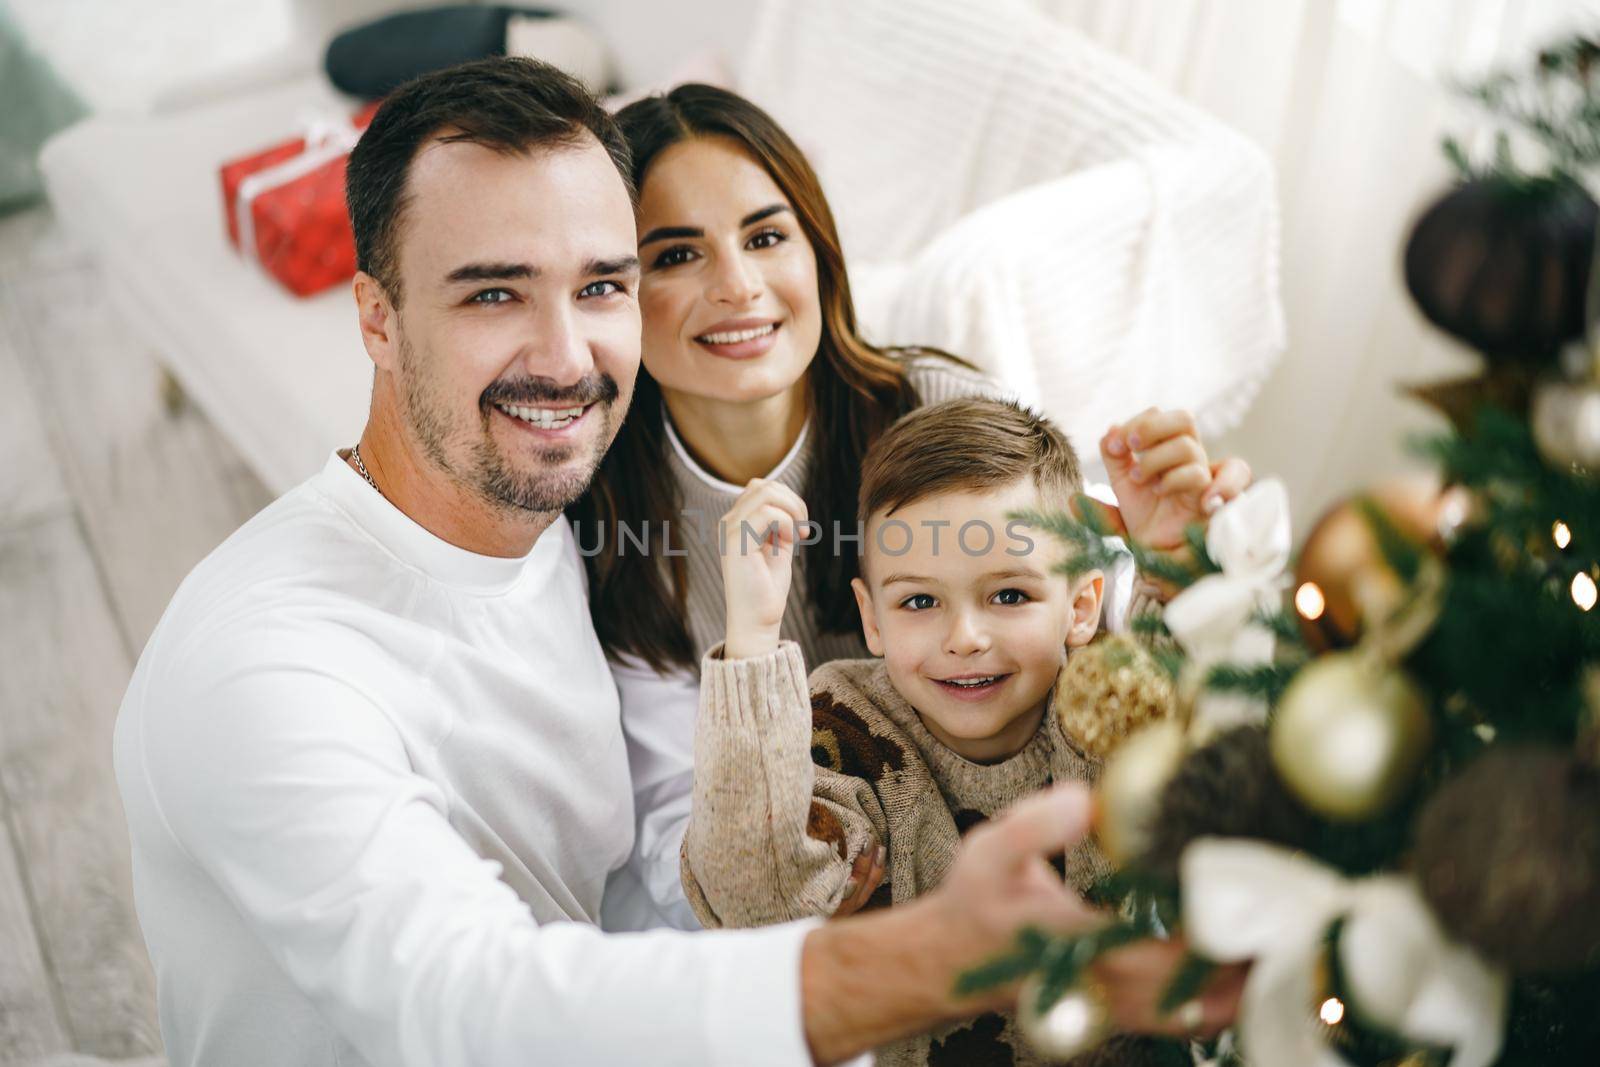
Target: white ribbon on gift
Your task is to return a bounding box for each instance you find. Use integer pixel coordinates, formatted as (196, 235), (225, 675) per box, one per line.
(1181, 837), (1509, 1067)
(233, 109), (366, 271)
(1162, 478), (1292, 738)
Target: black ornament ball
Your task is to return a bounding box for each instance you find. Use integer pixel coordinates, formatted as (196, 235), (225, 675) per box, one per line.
(1404, 175), (1598, 366)
(1414, 747), (1600, 974)
(1137, 726), (1319, 882)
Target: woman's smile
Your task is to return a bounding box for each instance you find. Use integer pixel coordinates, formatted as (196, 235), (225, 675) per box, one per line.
(693, 317), (783, 359)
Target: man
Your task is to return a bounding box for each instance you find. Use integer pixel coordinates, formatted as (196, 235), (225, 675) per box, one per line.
(114, 58), (1237, 1066)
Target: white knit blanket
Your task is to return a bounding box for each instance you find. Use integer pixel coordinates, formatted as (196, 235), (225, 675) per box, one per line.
(733, 0), (1285, 447)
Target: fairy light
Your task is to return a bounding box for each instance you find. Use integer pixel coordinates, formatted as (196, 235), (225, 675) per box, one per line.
(1572, 572), (1598, 611)
(1554, 520), (1573, 549)
(1295, 581), (1327, 621)
(1318, 997), (1346, 1026)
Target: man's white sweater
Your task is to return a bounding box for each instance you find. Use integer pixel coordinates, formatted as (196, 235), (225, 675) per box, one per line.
(113, 453), (814, 1067)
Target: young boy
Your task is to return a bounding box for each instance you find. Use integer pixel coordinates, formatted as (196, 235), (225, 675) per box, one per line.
(682, 397), (1211, 1066)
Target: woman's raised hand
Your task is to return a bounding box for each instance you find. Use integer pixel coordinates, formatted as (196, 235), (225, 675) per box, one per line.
(719, 478), (809, 659)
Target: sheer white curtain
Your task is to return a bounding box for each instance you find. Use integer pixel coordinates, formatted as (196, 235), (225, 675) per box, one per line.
(1037, 0), (1600, 529)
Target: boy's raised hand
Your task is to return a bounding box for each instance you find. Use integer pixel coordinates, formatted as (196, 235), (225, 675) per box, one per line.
(1099, 408), (1251, 550)
(719, 478), (809, 660)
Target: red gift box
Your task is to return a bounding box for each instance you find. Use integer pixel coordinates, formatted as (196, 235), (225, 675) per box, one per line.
(219, 102), (380, 297)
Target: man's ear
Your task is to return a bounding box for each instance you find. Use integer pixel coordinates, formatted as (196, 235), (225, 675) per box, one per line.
(353, 271), (400, 373)
(1065, 570), (1104, 648)
(852, 577), (886, 657)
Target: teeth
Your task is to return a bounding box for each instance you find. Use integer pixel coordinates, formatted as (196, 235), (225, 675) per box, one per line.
(497, 402), (586, 428)
(698, 323), (777, 345)
(944, 675), (1000, 688)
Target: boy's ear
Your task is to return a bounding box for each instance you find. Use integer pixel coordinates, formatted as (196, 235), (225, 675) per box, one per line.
(851, 577), (886, 657)
(1066, 570), (1104, 648)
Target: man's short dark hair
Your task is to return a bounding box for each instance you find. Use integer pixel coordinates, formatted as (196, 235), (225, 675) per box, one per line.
(346, 56), (633, 307)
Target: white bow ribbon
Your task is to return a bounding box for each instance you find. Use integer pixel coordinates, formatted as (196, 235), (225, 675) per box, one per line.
(1181, 838), (1509, 1067)
(1162, 479), (1292, 738)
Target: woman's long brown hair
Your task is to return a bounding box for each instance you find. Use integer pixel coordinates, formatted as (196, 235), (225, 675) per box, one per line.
(568, 84), (940, 674)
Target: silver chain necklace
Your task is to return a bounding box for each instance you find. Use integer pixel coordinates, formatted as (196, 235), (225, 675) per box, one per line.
(349, 443), (381, 495)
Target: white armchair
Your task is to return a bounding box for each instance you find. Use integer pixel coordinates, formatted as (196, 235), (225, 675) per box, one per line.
(735, 0), (1284, 449)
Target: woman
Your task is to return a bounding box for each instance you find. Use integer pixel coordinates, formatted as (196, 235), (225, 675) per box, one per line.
(568, 84), (1247, 931)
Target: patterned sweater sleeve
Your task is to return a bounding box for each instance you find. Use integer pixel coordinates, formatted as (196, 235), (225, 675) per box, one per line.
(682, 641), (887, 929)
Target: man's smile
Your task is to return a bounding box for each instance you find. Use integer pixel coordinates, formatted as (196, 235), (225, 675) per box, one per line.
(491, 400), (597, 435)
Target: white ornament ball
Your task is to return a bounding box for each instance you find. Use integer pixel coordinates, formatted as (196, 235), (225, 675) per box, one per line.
(1533, 379), (1600, 469)
(1017, 975), (1110, 1062)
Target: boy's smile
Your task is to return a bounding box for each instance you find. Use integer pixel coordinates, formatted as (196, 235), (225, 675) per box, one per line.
(930, 672), (1014, 700)
(851, 479), (1104, 764)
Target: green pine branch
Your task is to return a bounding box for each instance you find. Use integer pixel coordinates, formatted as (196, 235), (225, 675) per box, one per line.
(1251, 606), (1307, 649)
(1203, 661), (1300, 704)
(959, 872), (1184, 1007)
(952, 928), (1051, 996)
(1011, 499), (1222, 594)
(1447, 34), (1600, 179)
(1157, 952), (1219, 1015)
(1152, 645), (1187, 682)
(1012, 505), (1125, 579)
(1028, 922), (1156, 1015)
(1130, 610), (1173, 641)
(1184, 522), (1220, 575)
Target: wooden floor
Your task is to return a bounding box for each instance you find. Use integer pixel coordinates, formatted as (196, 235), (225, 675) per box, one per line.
(0, 204), (272, 1066)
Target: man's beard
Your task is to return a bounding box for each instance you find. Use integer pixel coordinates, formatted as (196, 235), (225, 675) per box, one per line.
(398, 331), (623, 515)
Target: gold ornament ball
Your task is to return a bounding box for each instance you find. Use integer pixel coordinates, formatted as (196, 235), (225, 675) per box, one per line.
(1293, 478), (1463, 652)
(1017, 976), (1111, 1062)
(1094, 720), (1187, 866)
(1054, 633), (1178, 760)
(1270, 653), (1433, 821)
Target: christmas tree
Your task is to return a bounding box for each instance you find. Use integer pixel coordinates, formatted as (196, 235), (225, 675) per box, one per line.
(967, 32), (1600, 1067)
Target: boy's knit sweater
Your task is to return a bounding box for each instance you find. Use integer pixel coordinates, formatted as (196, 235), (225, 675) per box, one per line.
(682, 641), (1111, 1067)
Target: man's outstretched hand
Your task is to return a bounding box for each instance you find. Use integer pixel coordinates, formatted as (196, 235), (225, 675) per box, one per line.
(1090, 937), (1247, 1041)
(799, 785), (1245, 1065)
(927, 785), (1103, 1001)
(801, 786), (1102, 1063)
(934, 785), (1245, 1035)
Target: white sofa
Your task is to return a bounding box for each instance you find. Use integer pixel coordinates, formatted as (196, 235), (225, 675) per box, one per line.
(39, 0), (1282, 497)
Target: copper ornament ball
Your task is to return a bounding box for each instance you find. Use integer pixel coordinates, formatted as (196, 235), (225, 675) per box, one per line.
(1293, 478), (1465, 651)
